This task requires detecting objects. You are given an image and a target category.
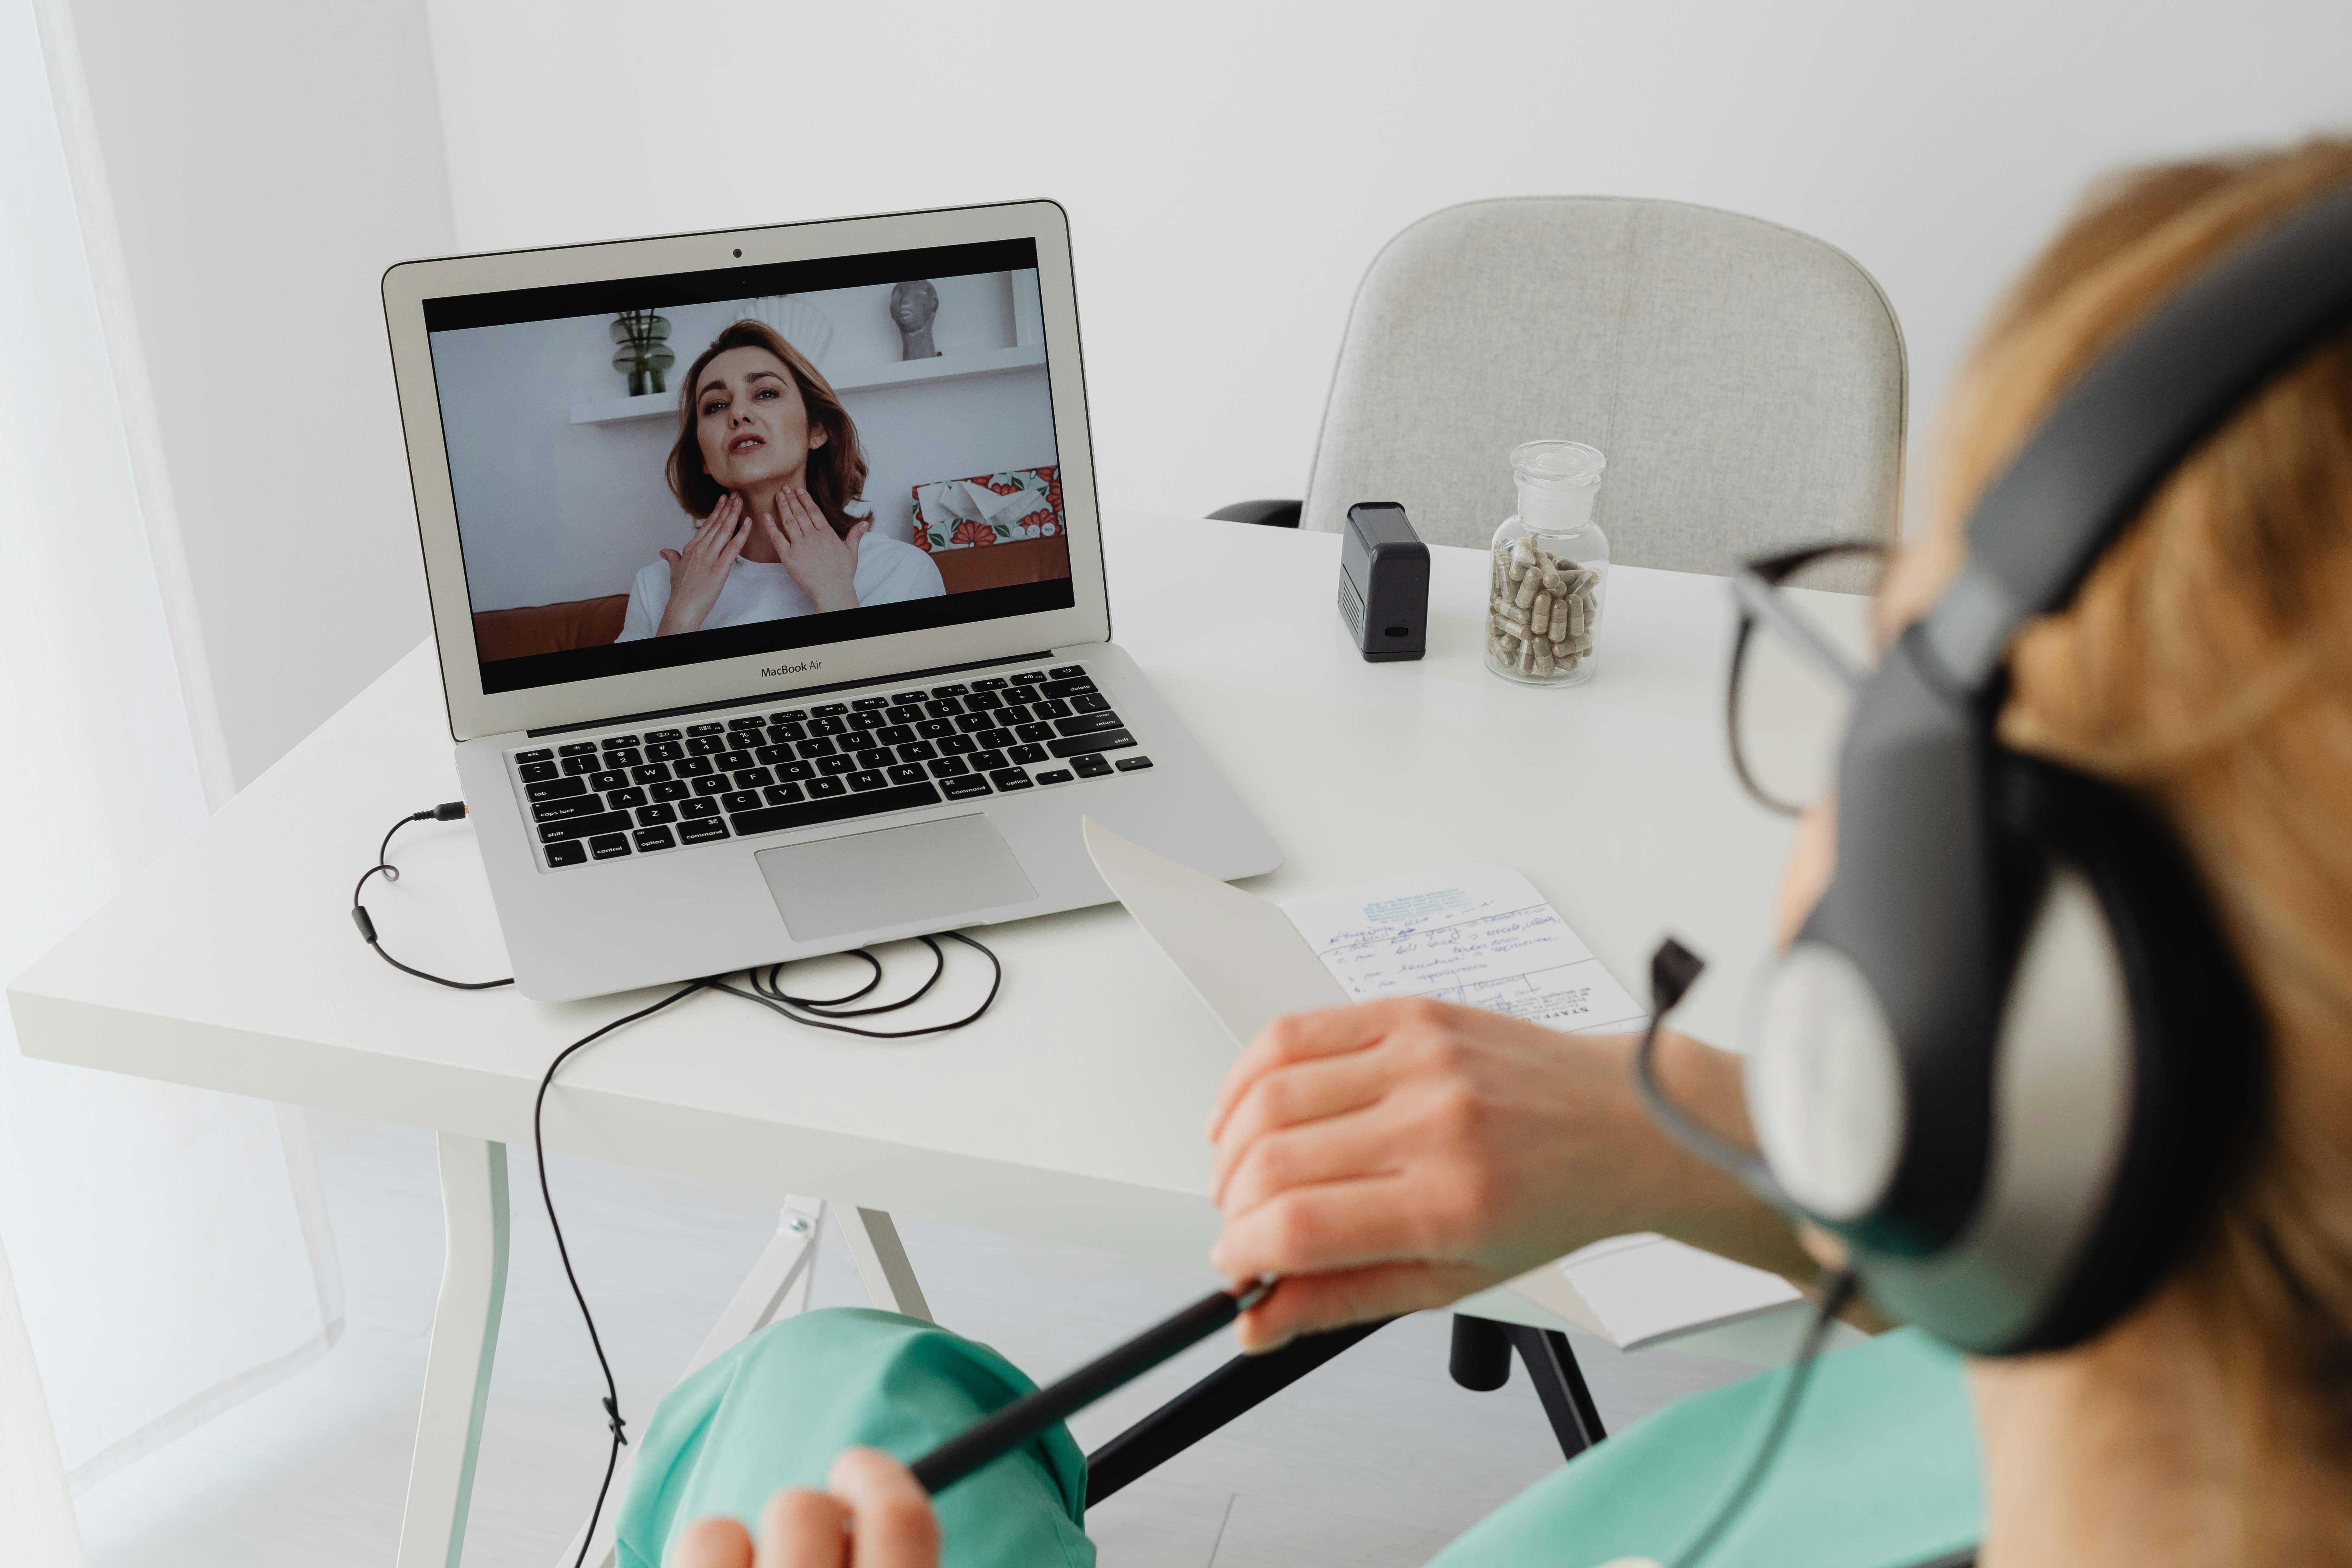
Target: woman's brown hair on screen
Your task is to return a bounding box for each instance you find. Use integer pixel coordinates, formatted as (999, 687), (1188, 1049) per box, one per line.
(1881, 138), (2352, 1559)
(666, 318), (870, 538)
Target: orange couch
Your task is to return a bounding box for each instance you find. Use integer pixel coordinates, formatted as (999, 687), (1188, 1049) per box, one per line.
(472, 594), (629, 662)
(468, 535), (1072, 660)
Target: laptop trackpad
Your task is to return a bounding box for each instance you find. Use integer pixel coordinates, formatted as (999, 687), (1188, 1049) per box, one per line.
(755, 814), (1036, 941)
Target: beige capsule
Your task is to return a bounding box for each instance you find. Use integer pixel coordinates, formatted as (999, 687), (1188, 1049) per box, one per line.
(1491, 596), (1528, 627)
(1514, 573), (1539, 610)
(1549, 601), (1568, 641)
(1567, 597), (1587, 638)
(1533, 648), (1556, 677)
(1533, 589), (1552, 627)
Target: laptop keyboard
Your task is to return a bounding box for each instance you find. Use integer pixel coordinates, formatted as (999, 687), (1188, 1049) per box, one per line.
(507, 664), (1152, 869)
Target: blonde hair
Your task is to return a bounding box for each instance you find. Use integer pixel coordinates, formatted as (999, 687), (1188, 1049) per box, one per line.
(1892, 139), (2352, 1551)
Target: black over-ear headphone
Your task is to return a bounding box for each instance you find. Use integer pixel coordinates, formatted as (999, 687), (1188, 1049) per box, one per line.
(1738, 186), (2352, 1356)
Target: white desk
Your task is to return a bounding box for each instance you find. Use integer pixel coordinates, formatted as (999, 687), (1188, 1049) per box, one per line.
(9, 512), (1801, 1564)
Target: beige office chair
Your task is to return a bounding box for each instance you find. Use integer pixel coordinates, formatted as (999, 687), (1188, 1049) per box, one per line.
(1218, 196), (1907, 578)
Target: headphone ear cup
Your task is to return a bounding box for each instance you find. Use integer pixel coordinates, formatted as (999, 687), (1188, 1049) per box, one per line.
(1981, 755), (2264, 1353)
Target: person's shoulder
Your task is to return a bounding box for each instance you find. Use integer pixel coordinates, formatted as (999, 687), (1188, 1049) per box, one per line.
(859, 531), (927, 563)
(616, 557), (674, 642)
(862, 532), (945, 585)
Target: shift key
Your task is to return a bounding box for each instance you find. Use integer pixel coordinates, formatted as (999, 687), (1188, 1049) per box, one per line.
(538, 810), (632, 844)
(1046, 729), (1137, 758)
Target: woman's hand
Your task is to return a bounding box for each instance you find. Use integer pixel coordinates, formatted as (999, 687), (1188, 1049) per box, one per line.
(668, 1448), (938, 1568)
(657, 493), (755, 636)
(1208, 999), (1814, 1351)
(760, 488), (869, 615)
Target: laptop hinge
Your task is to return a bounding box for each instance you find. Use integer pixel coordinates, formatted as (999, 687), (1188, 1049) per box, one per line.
(524, 650), (1062, 738)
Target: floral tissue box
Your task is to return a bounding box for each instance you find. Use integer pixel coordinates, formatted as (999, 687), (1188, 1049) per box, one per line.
(912, 466), (1064, 552)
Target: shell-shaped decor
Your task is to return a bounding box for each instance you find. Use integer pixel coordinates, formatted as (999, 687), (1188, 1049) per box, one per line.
(734, 295), (835, 376)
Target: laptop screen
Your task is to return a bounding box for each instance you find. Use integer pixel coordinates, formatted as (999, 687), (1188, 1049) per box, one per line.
(421, 238), (1071, 696)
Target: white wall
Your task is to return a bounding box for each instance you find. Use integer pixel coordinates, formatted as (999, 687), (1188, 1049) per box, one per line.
(7, 0), (342, 1499)
(425, 0), (2352, 532)
(54, 0), (452, 785)
(48, 0), (2352, 782)
(431, 272), (1057, 610)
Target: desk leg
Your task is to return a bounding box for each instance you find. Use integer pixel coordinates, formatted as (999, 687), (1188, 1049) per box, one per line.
(558, 1195), (826, 1568)
(836, 1206), (931, 1322)
(398, 1135), (509, 1568)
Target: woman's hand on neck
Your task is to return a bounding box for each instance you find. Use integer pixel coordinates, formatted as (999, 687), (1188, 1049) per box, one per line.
(731, 472), (808, 563)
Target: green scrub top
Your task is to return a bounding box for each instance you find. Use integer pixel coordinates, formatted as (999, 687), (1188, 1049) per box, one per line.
(618, 1307), (1979, 1568)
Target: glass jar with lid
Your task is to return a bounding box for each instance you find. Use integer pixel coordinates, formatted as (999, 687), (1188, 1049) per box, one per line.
(1485, 440), (1608, 686)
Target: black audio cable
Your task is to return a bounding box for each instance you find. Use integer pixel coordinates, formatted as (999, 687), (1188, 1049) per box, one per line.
(535, 976), (704, 1563)
(1669, 1266), (1858, 1568)
(354, 804), (1003, 1564)
(1625, 937), (1869, 1568)
(350, 803), (515, 989)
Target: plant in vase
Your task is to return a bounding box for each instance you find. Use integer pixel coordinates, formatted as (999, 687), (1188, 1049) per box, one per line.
(610, 310), (676, 396)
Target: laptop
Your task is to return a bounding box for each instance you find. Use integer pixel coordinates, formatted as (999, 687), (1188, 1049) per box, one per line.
(381, 200), (1281, 1001)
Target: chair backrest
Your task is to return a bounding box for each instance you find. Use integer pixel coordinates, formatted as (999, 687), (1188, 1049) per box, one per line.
(1302, 198), (1906, 575)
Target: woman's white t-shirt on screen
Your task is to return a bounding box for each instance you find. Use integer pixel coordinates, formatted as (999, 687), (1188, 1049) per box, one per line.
(615, 532), (946, 642)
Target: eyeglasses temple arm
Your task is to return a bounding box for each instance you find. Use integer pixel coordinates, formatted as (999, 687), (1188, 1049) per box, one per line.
(1730, 567), (1870, 693)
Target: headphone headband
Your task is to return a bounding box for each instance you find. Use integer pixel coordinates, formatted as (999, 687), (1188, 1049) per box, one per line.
(1924, 184), (2352, 690)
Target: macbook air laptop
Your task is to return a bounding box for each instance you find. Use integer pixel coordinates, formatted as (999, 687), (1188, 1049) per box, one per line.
(381, 200), (1280, 1001)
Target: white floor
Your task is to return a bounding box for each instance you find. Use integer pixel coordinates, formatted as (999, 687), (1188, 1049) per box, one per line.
(71, 1110), (1758, 1568)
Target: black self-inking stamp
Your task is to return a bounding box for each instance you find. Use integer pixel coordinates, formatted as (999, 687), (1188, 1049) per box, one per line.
(1337, 502), (1429, 662)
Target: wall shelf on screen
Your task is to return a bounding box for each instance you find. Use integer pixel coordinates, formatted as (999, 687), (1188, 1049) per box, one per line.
(568, 343), (1050, 425)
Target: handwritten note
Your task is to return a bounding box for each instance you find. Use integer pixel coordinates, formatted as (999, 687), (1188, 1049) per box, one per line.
(1279, 861), (1646, 1034)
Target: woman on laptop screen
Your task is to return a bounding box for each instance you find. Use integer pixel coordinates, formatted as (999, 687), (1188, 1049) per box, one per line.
(617, 320), (944, 640)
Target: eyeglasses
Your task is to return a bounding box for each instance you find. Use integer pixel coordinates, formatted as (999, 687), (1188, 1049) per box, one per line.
(1726, 541), (1888, 816)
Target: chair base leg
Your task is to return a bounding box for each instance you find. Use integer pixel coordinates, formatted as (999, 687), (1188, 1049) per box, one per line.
(1503, 1320), (1606, 1460)
(1084, 1318), (1395, 1506)
(1449, 1314), (1606, 1460)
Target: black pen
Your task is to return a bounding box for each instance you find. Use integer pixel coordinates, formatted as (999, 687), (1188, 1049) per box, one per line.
(909, 1277), (1278, 1496)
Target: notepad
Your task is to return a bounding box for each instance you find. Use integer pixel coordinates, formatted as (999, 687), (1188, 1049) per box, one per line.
(1278, 860), (1647, 1034)
(1276, 860), (1804, 1350)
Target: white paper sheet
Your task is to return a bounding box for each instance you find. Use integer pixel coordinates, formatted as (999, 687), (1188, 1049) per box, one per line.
(1278, 861), (1647, 1034)
(1548, 1233), (1802, 1349)
(1083, 831), (1804, 1352)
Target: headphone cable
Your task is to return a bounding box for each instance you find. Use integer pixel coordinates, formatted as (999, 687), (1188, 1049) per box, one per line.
(1669, 1266), (1858, 1568)
(1626, 936), (1862, 1566)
